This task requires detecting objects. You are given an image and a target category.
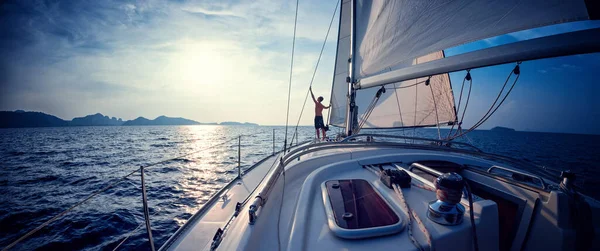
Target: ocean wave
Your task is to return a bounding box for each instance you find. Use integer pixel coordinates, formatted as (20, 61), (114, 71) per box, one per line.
(1, 126), (597, 250)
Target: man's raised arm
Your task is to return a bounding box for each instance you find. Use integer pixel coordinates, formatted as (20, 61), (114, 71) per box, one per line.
(310, 87), (317, 103)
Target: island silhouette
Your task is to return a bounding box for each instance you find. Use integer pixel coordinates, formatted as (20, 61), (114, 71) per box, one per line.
(0, 110), (258, 128)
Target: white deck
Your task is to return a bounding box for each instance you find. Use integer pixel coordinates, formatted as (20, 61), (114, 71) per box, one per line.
(161, 153), (280, 250)
(162, 143), (600, 251)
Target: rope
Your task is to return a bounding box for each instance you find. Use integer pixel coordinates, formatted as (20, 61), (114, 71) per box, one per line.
(393, 184), (431, 251)
(449, 63), (521, 140)
(1, 168), (139, 251)
(455, 76), (473, 137)
(112, 206), (171, 251)
(465, 183), (479, 251)
(390, 79), (428, 89)
(428, 80), (442, 140)
(2, 136), (241, 251)
(277, 163), (286, 251)
(113, 220), (145, 251)
(446, 72), (469, 138)
(284, 0), (300, 152)
(289, 0), (339, 146)
(392, 84), (407, 142)
(412, 79), (419, 143)
(355, 87), (385, 134)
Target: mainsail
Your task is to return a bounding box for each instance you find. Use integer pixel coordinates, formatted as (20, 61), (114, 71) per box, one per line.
(329, 0), (597, 130)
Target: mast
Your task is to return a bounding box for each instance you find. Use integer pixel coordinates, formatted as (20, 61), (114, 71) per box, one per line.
(345, 0), (357, 136)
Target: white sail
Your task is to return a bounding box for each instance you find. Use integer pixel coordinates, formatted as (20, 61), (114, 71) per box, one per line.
(328, 0), (351, 127)
(355, 51), (456, 129)
(329, 0), (595, 130)
(353, 0), (592, 81)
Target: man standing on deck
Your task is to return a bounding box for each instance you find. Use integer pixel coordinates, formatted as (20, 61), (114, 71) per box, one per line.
(310, 87), (330, 140)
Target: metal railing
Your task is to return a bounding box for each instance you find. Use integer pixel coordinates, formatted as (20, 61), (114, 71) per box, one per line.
(2, 129), (283, 251)
(340, 133), (483, 152)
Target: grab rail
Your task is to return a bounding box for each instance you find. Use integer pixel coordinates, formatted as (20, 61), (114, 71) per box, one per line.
(340, 133), (483, 152)
(409, 163), (443, 177)
(487, 165), (546, 190)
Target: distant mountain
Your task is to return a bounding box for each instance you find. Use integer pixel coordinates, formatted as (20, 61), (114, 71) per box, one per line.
(0, 110), (210, 128)
(220, 121), (259, 126)
(122, 116), (201, 126)
(70, 113), (123, 126)
(491, 126), (516, 132)
(0, 110), (68, 128)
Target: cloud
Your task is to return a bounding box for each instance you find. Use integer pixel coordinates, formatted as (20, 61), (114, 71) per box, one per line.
(0, 0), (340, 124)
(180, 6), (241, 18)
(561, 64), (582, 71)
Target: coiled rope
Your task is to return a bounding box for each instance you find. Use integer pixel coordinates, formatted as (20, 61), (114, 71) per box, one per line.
(393, 184), (433, 251)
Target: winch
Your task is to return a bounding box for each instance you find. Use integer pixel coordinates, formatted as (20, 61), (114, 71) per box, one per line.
(427, 172), (465, 225)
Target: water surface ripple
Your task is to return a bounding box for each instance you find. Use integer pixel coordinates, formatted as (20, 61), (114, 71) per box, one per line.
(0, 126), (598, 250)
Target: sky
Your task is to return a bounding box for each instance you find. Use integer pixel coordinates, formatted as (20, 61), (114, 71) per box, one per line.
(0, 0), (599, 134)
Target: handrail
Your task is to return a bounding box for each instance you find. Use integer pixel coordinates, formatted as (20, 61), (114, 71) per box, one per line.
(340, 133), (483, 152)
(409, 163), (443, 177)
(281, 140), (484, 167)
(487, 165), (546, 190)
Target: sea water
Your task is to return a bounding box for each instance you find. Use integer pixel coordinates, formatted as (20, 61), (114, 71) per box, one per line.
(1, 125), (598, 250)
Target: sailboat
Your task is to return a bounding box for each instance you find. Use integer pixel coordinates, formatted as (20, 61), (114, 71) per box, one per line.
(159, 0), (600, 250)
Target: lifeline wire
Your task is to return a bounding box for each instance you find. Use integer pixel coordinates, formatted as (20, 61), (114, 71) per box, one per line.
(2, 136), (241, 251)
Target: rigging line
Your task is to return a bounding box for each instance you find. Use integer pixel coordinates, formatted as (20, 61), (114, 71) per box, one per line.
(144, 137), (239, 170)
(456, 76), (473, 138)
(390, 79), (428, 89)
(429, 80), (442, 140)
(356, 87), (384, 133)
(413, 79), (419, 143)
(472, 73), (520, 130)
(240, 152), (282, 206)
(450, 65), (521, 140)
(289, 0), (339, 145)
(2, 136), (240, 251)
(284, 0), (300, 152)
(113, 219), (145, 251)
(217, 152), (284, 240)
(2, 168), (139, 251)
(113, 205), (171, 251)
(467, 64), (520, 131)
(277, 164), (286, 251)
(465, 65), (515, 134)
(392, 83), (407, 142)
(357, 96), (377, 130)
(447, 74), (467, 138)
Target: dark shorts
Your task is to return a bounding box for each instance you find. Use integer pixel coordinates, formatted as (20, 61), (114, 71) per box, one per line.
(314, 116), (325, 129)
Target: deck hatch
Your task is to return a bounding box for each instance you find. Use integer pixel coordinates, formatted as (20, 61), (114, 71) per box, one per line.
(324, 179), (400, 231)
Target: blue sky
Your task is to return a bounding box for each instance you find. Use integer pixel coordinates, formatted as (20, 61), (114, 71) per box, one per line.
(0, 0), (598, 134)
(444, 20), (600, 135)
